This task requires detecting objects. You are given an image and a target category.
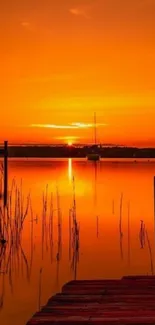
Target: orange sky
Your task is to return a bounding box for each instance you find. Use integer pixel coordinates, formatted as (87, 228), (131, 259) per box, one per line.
(0, 0), (155, 146)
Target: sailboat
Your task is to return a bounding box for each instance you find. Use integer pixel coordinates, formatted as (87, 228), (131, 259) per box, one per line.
(87, 113), (100, 161)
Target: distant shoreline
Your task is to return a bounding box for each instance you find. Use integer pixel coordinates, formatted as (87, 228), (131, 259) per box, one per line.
(0, 145), (155, 159)
(3, 158), (155, 163)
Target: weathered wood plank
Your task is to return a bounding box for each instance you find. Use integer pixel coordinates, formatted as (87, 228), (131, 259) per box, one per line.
(47, 294), (104, 304)
(26, 276), (155, 325)
(26, 316), (90, 325)
(47, 293), (155, 305)
(61, 288), (155, 295)
(122, 276), (155, 280)
(63, 280), (122, 286)
(43, 302), (155, 311)
(26, 315), (155, 325)
(64, 278), (155, 286)
(62, 284), (155, 293)
(39, 308), (155, 317)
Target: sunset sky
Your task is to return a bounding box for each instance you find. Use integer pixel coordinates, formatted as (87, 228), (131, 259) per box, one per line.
(0, 0), (155, 146)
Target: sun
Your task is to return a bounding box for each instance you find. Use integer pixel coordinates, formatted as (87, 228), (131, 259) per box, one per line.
(67, 140), (73, 146)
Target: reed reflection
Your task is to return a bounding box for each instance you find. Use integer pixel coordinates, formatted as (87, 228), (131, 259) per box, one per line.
(127, 201), (131, 266)
(0, 180), (32, 309)
(70, 177), (80, 280)
(93, 162), (99, 238)
(56, 186), (62, 287)
(119, 193), (123, 260)
(0, 241), (30, 307)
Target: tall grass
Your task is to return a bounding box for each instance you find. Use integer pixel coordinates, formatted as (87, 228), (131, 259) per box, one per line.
(0, 179), (65, 309)
(38, 267), (43, 311)
(55, 186), (62, 286)
(0, 163), (3, 201)
(119, 193), (123, 260)
(0, 180), (31, 306)
(49, 192), (54, 262)
(69, 176), (80, 280)
(145, 229), (154, 275)
(139, 220), (145, 249)
(96, 215), (99, 238)
(0, 180), (30, 246)
(42, 185), (48, 259)
(127, 201), (130, 266)
(69, 208), (72, 261)
(56, 186), (62, 262)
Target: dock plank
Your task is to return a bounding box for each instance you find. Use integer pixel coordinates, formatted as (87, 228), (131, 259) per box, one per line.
(62, 285), (155, 293)
(26, 276), (155, 325)
(27, 316), (155, 325)
(61, 289), (155, 295)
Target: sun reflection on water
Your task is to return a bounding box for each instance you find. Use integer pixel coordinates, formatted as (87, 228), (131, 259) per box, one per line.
(68, 158), (73, 182)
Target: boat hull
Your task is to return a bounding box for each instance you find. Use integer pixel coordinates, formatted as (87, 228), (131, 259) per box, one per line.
(87, 154), (100, 161)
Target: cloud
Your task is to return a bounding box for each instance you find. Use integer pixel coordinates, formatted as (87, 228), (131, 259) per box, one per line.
(30, 122), (107, 129)
(71, 123), (107, 128)
(31, 124), (79, 129)
(69, 7), (90, 18)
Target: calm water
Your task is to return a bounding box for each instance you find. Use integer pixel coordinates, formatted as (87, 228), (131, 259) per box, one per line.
(0, 158), (155, 325)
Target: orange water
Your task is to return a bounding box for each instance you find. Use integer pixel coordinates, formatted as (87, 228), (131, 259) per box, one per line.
(0, 158), (155, 325)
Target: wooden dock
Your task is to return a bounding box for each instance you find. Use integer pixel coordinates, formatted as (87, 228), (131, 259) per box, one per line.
(26, 276), (155, 324)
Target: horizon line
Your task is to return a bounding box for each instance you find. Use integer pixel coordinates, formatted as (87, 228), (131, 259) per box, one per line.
(0, 142), (155, 149)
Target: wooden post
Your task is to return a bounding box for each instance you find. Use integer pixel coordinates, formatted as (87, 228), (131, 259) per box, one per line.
(154, 176), (155, 219)
(154, 176), (155, 250)
(4, 141), (8, 207)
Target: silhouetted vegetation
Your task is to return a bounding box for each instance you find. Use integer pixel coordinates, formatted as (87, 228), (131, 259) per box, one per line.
(1, 145), (155, 158)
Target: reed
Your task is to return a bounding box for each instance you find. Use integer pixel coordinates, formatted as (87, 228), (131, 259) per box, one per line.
(45, 185), (48, 252)
(42, 192), (45, 259)
(0, 180), (31, 293)
(70, 177), (80, 279)
(96, 215), (99, 238)
(30, 198), (34, 273)
(139, 220), (145, 249)
(41, 185), (62, 266)
(153, 176), (155, 255)
(56, 186), (62, 263)
(49, 192), (54, 263)
(41, 186), (47, 260)
(119, 193), (123, 237)
(145, 229), (154, 275)
(127, 201), (130, 265)
(0, 165), (3, 200)
(0, 180), (30, 247)
(0, 272), (4, 310)
(0, 179), (51, 310)
(38, 267), (43, 311)
(119, 193), (123, 260)
(69, 208), (72, 260)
